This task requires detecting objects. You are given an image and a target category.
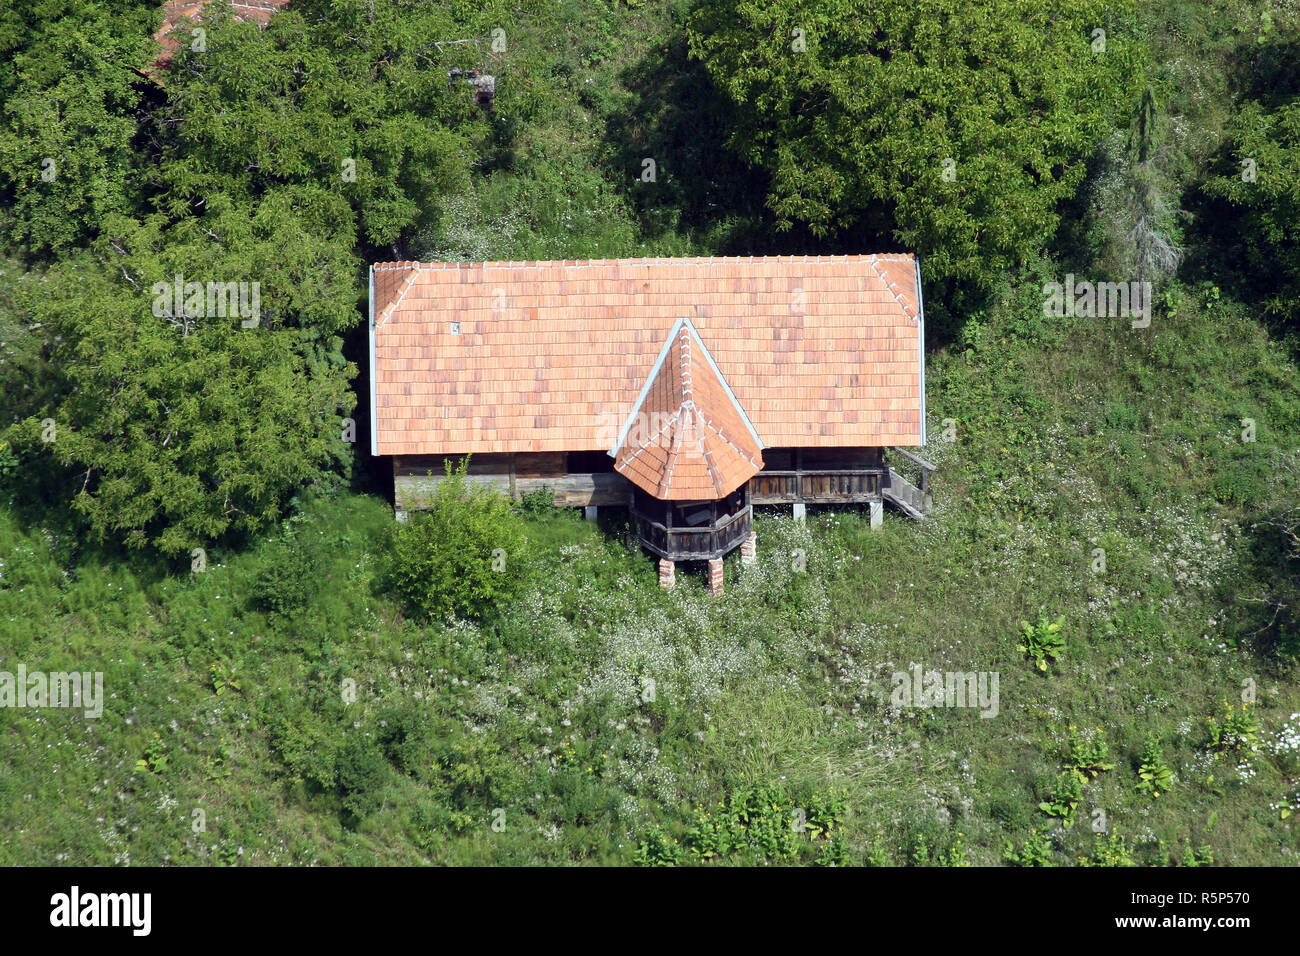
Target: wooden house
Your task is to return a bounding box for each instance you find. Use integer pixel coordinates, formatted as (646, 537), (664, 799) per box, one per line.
(368, 255), (933, 594)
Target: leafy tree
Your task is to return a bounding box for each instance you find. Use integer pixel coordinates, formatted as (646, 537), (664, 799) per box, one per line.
(2, 198), (358, 553)
(685, 0), (1143, 287)
(151, 0), (483, 252)
(1202, 96), (1300, 323)
(0, 1), (155, 256)
(387, 459), (530, 621)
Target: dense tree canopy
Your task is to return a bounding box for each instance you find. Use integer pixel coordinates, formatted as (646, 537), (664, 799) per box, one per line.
(685, 0), (1144, 286)
(0, 0), (155, 255)
(0, 0), (512, 551)
(9, 196), (358, 552)
(1204, 96), (1300, 322)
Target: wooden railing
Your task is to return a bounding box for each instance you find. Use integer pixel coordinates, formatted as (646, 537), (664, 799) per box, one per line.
(750, 469), (884, 504)
(634, 505), (752, 561)
(885, 447), (936, 516)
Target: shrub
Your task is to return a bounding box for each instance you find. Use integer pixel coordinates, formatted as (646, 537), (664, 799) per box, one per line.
(387, 458), (530, 621)
(1038, 771), (1082, 825)
(1065, 726), (1116, 782)
(1017, 614), (1066, 672)
(518, 486), (560, 517)
(1080, 832), (1136, 867)
(1207, 700), (1261, 754)
(633, 828), (683, 866)
(1004, 829), (1054, 867)
(251, 537), (320, 615)
(336, 733), (391, 824)
(1137, 734), (1174, 799)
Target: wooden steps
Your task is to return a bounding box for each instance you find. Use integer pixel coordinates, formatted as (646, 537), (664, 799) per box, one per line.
(883, 464), (932, 520)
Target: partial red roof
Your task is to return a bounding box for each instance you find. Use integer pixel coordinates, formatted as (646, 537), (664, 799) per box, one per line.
(369, 255), (925, 459)
(614, 319), (764, 500)
(152, 0), (291, 72)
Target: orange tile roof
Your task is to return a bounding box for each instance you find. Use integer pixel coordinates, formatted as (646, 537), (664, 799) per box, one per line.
(369, 255), (925, 461)
(614, 319), (764, 500)
(151, 0), (290, 72)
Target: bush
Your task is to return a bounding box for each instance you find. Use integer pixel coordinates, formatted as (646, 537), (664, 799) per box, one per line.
(336, 733), (391, 825)
(518, 486), (559, 517)
(387, 458), (530, 621)
(251, 538), (320, 615)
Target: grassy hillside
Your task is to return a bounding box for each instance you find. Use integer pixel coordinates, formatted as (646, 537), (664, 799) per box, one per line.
(3, 272), (1296, 866)
(1, 0), (1298, 867)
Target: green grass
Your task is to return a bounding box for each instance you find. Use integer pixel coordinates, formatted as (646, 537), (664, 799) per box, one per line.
(1, 0), (1298, 867)
(2, 273), (1297, 866)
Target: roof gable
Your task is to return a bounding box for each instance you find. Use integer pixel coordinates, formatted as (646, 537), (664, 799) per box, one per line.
(613, 318), (763, 500)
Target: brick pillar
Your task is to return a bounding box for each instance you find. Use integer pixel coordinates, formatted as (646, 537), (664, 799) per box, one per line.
(658, 558), (675, 590)
(740, 531), (757, 565)
(707, 558), (725, 597)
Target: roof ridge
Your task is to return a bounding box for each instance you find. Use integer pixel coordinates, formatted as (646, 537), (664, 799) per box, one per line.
(368, 253), (913, 271)
(867, 255), (919, 322)
(692, 408), (764, 469)
(375, 265), (421, 330)
(678, 324), (694, 402)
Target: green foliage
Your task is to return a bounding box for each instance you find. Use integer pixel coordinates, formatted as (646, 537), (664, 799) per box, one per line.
(686, 0), (1143, 288)
(3, 209), (358, 553)
(1206, 700), (1261, 754)
(209, 659), (241, 697)
(134, 731), (170, 775)
(1004, 829), (1054, 867)
(669, 784), (846, 865)
(939, 832), (970, 867)
(1079, 832), (1136, 867)
(335, 733), (392, 825)
(251, 523), (327, 617)
(1017, 614), (1067, 672)
(1137, 734), (1174, 799)
(386, 459), (530, 621)
(1038, 771), (1083, 826)
(1, 0), (1299, 871)
(1065, 726), (1116, 782)
(633, 828), (684, 867)
(0, 1), (154, 255)
(152, 0), (477, 248)
(1181, 840), (1214, 867)
(1202, 96), (1300, 322)
(518, 486), (560, 518)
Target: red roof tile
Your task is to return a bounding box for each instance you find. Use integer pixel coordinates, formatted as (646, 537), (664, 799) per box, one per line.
(614, 320), (763, 500)
(370, 255), (925, 458)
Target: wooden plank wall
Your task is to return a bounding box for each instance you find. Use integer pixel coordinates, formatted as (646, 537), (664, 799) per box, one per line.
(393, 453), (627, 510)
